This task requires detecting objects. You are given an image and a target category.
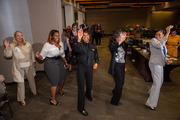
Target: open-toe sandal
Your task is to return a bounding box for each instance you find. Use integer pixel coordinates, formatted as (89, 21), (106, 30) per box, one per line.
(49, 99), (60, 106)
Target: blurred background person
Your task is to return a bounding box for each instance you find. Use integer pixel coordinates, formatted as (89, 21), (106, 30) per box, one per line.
(166, 29), (180, 58)
(62, 29), (69, 60)
(80, 20), (89, 30)
(4, 31), (37, 106)
(67, 23), (79, 71)
(95, 23), (102, 47)
(90, 22), (96, 44)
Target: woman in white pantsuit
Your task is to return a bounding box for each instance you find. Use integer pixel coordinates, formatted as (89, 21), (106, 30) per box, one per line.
(4, 31), (37, 106)
(146, 25), (173, 111)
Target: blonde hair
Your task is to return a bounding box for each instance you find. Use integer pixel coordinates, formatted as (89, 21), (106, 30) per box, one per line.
(13, 31), (26, 45)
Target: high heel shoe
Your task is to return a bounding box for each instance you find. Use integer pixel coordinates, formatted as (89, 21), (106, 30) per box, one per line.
(59, 90), (64, 96)
(146, 105), (157, 111)
(49, 99), (60, 106)
(21, 100), (26, 106)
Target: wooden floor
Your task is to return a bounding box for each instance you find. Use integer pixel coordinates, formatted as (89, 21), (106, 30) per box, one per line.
(1, 36), (180, 120)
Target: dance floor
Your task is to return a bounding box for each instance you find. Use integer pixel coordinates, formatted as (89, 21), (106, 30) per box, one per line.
(1, 36), (180, 120)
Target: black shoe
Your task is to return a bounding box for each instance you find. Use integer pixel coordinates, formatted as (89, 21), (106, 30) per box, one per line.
(85, 94), (93, 102)
(79, 110), (88, 116)
(111, 102), (122, 106)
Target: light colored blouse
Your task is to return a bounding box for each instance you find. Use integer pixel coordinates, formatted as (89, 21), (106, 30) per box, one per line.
(115, 46), (125, 63)
(4, 42), (35, 82)
(40, 41), (65, 60)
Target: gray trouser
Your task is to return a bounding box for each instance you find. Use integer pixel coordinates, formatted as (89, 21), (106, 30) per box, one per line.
(17, 66), (36, 101)
(146, 62), (163, 107)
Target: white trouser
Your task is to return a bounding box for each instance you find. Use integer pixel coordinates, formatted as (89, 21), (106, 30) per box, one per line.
(146, 62), (163, 107)
(17, 66), (36, 101)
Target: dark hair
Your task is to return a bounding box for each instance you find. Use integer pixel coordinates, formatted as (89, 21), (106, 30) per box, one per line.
(47, 29), (60, 44)
(81, 30), (91, 42)
(83, 29), (91, 36)
(155, 29), (165, 35)
(72, 23), (78, 29)
(171, 29), (177, 33)
(109, 28), (123, 44)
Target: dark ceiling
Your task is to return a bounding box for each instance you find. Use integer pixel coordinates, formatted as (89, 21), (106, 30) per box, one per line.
(75, 0), (175, 9)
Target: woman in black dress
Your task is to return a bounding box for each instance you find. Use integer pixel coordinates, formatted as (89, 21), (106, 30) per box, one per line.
(66, 23), (79, 71)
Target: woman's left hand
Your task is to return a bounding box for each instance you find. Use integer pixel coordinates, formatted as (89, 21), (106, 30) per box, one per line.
(125, 67), (127, 72)
(93, 63), (98, 70)
(167, 58), (172, 65)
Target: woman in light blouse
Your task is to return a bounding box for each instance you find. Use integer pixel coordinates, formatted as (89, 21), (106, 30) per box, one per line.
(4, 31), (37, 106)
(35, 29), (68, 106)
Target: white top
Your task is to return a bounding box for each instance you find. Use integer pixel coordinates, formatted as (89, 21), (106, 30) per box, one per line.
(40, 41), (65, 60)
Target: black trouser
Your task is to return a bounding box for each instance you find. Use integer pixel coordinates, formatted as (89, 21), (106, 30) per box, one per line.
(77, 64), (93, 111)
(111, 63), (125, 105)
(95, 33), (101, 45)
(91, 33), (95, 44)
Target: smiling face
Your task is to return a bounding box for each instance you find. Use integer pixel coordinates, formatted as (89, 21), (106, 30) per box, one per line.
(117, 32), (127, 42)
(72, 25), (78, 31)
(171, 31), (177, 37)
(155, 31), (164, 41)
(52, 32), (60, 42)
(15, 32), (23, 43)
(82, 32), (90, 43)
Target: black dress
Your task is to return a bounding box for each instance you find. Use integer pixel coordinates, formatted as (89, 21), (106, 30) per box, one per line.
(67, 31), (79, 65)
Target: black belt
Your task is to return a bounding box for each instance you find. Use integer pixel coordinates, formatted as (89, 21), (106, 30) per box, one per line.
(46, 56), (61, 60)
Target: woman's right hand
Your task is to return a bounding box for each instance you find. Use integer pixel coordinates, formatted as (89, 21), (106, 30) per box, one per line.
(78, 28), (83, 42)
(35, 51), (40, 58)
(166, 25), (173, 33)
(4, 39), (9, 48)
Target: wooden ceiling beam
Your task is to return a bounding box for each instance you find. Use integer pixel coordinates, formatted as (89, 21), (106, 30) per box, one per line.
(76, 0), (173, 2)
(84, 5), (108, 8)
(78, 1), (110, 4)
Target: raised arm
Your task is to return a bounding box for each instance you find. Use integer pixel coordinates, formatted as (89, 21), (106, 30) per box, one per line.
(165, 25), (173, 38)
(4, 39), (12, 58)
(74, 29), (83, 53)
(78, 28), (83, 42)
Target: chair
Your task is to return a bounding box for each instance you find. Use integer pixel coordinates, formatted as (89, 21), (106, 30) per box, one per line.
(0, 75), (13, 118)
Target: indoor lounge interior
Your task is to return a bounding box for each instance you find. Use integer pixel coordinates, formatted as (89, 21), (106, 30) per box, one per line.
(0, 0), (180, 120)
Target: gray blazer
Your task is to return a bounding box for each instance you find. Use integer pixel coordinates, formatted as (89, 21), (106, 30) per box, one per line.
(149, 37), (168, 66)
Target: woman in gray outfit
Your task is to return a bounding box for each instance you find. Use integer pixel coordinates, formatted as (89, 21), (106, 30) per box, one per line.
(146, 25), (173, 111)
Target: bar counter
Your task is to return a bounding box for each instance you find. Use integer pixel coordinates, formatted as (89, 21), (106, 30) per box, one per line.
(131, 46), (180, 82)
